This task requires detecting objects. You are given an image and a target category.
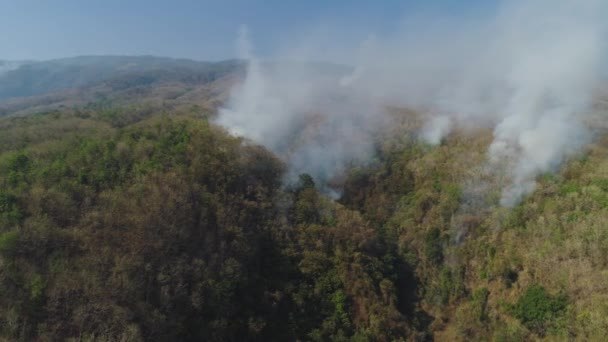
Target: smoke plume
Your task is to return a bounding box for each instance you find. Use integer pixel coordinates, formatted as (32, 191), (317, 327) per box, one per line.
(217, 26), (386, 194)
(217, 0), (607, 205)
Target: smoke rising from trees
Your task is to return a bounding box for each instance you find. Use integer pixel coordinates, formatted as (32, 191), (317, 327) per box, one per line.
(218, 0), (607, 206)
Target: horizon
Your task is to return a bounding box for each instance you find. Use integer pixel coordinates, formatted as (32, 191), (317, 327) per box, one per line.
(0, 55), (355, 67)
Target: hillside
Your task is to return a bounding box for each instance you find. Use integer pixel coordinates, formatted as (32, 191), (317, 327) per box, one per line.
(0, 56), (244, 118)
(1, 57), (608, 341)
(0, 57), (350, 119)
(0, 56), (243, 100)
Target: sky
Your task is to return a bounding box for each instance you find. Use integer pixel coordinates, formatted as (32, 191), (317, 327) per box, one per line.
(0, 0), (499, 61)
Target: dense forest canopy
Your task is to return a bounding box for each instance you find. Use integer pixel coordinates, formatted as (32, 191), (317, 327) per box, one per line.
(0, 57), (608, 341)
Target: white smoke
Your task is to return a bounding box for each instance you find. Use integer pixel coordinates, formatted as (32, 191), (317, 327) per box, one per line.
(217, 27), (385, 193)
(483, 0), (604, 205)
(217, 0), (607, 205)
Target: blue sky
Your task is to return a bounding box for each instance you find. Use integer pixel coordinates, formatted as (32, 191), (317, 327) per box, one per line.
(0, 0), (499, 61)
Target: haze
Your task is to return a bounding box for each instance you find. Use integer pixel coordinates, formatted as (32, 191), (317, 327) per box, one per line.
(1, 0), (494, 61)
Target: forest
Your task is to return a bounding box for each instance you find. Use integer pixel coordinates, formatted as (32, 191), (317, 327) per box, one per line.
(0, 52), (606, 342)
(0, 96), (607, 341)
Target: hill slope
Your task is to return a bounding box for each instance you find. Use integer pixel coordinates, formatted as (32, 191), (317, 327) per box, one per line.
(0, 56), (244, 119)
(0, 56), (242, 100)
(1, 63), (608, 341)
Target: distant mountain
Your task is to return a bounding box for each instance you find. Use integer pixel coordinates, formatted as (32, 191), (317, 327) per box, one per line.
(0, 56), (356, 118)
(0, 56), (244, 101)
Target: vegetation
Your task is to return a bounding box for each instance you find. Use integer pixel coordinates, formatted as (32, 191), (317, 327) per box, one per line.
(0, 83), (608, 340)
(0, 56), (242, 101)
(0, 107), (419, 341)
(511, 285), (567, 334)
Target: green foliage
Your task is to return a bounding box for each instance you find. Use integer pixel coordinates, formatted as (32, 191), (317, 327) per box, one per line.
(0, 110), (415, 341)
(28, 273), (46, 301)
(471, 287), (489, 323)
(297, 173), (316, 190)
(435, 266), (466, 305)
(424, 227), (443, 265)
(559, 181), (581, 195)
(0, 230), (19, 257)
(0, 192), (23, 227)
(511, 285), (568, 334)
(4, 98), (607, 341)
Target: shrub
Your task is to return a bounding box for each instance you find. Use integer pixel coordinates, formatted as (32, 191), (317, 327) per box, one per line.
(0, 230), (19, 257)
(472, 287), (489, 322)
(423, 227), (443, 265)
(434, 266), (466, 305)
(511, 284), (567, 334)
(0, 192), (22, 226)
